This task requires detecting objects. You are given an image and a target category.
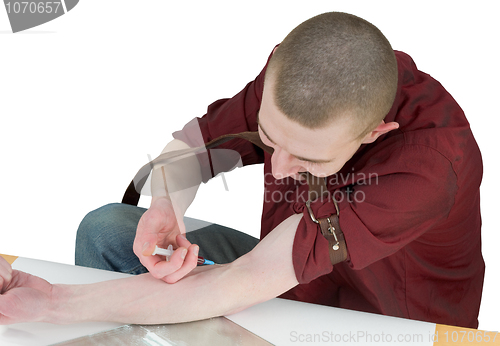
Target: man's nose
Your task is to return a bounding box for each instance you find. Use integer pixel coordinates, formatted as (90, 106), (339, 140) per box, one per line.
(271, 147), (304, 179)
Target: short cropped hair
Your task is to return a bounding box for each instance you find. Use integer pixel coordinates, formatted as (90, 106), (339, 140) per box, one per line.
(266, 12), (398, 139)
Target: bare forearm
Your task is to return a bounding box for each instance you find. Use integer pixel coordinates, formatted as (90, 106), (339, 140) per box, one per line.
(49, 214), (301, 325)
(49, 255), (289, 325)
(50, 265), (240, 325)
(151, 139), (202, 215)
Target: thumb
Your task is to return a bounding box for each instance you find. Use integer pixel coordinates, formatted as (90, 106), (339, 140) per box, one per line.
(142, 242), (155, 257)
(136, 233), (158, 257)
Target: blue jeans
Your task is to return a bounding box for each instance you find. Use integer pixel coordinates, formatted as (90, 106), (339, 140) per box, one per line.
(75, 203), (259, 274)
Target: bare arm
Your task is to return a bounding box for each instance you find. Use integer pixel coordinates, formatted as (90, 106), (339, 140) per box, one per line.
(46, 214), (301, 325)
(150, 139), (202, 220)
(1, 140), (300, 325)
(133, 139), (203, 282)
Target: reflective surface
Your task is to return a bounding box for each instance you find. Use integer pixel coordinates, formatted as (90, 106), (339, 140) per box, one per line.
(52, 317), (272, 346)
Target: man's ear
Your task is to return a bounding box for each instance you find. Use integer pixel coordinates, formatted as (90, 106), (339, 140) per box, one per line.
(361, 121), (399, 144)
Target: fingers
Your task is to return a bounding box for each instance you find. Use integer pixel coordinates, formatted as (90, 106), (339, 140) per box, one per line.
(176, 233), (192, 249)
(0, 257), (13, 294)
(133, 198), (198, 283)
(156, 245), (199, 284)
(133, 229), (157, 268)
(133, 199), (180, 265)
(133, 212), (174, 270)
(134, 233), (158, 258)
(148, 235), (199, 284)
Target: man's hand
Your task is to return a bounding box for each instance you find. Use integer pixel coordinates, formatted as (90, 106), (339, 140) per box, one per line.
(0, 256), (53, 324)
(133, 197), (199, 283)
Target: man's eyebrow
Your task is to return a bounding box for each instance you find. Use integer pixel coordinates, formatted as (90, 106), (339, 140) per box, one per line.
(257, 117), (276, 145)
(295, 155), (332, 164)
(257, 115), (333, 164)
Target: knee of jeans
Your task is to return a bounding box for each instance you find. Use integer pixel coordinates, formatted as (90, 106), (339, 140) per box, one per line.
(76, 203), (125, 253)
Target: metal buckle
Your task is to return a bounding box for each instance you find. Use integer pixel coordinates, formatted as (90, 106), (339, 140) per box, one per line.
(305, 199), (340, 251)
(305, 200), (320, 224)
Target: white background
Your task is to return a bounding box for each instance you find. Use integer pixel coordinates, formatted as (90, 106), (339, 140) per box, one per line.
(1, 0), (498, 331)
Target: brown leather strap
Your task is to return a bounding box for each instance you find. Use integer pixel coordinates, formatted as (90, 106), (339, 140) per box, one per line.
(301, 173), (347, 265)
(122, 130), (347, 265)
(318, 215), (347, 264)
(306, 197), (347, 265)
(122, 180), (141, 206)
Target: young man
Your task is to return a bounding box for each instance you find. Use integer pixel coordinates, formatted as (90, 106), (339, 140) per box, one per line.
(0, 12), (483, 328)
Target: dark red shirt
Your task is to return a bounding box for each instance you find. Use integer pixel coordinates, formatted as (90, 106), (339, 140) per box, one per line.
(173, 51), (484, 328)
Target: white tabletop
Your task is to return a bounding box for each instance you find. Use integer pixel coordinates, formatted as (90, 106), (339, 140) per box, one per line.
(1, 256), (438, 345)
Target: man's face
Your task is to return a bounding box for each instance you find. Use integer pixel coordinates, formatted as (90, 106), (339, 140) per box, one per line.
(258, 77), (365, 180)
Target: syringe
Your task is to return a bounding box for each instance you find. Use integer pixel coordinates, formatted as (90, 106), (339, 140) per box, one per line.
(152, 245), (215, 265)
